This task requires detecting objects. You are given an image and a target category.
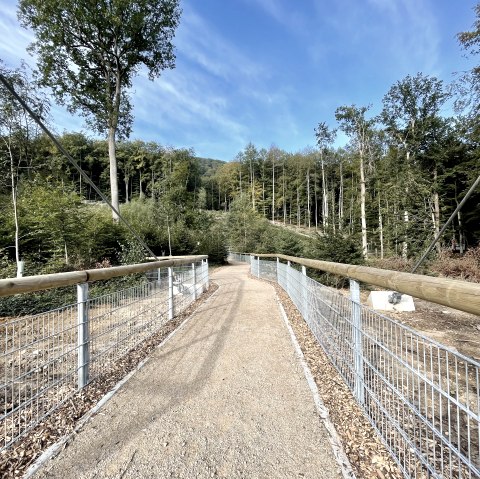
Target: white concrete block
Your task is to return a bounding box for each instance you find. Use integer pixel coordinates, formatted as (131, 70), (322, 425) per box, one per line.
(367, 291), (415, 312)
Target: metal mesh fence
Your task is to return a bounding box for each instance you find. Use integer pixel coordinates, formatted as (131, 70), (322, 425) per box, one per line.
(241, 255), (480, 479)
(0, 259), (208, 451)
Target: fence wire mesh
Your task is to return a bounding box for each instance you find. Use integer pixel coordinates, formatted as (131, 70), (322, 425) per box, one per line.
(0, 259), (208, 452)
(233, 254), (480, 479)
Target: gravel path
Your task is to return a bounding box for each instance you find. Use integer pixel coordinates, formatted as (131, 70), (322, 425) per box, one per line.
(33, 263), (343, 479)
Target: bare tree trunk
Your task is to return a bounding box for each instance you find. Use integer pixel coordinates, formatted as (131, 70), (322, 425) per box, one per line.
(379, 195), (384, 259)
(297, 185), (300, 227)
(321, 154), (328, 229)
(272, 155), (275, 222)
(306, 169), (311, 228)
(432, 168), (440, 252)
(338, 160), (344, 231)
(108, 125), (120, 221)
(283, 165), (287, 224)
(314, 164), (318, 230)
(331, 185), (336, 234)
(8, 144), (22, 277)
(262, 180), (266, 217)
(124, 177), (130, 203)
(360, 152), (367, 259)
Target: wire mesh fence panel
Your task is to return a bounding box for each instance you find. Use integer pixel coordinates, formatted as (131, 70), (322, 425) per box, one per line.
(250, 256), (480, 479)
(229, 253), (251, 264)
(0, 260), (209, 452)
(1, 304), (78, 450)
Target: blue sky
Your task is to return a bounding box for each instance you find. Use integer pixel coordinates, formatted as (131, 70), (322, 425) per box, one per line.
(0, 0), (478, 160)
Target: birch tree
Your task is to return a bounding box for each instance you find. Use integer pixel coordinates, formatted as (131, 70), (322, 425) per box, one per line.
(0, 63), (49, 276)
(314, 122), (336, 230)
(335, 105), (374, 259)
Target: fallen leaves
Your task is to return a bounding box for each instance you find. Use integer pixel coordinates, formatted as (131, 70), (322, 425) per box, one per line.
(274, 284), (405, 479)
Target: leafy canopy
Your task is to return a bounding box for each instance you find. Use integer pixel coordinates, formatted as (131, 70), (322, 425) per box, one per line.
(18, 0), (181, 136)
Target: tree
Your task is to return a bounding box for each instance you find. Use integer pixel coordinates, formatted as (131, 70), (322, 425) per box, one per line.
(335, 106), (373, 259)
(456, 4), (480, 123)
(18, 0), (181, 221)
(0, 63), (49, 276)
(315, 122), (337, 230)
(381, 73), (449, 256)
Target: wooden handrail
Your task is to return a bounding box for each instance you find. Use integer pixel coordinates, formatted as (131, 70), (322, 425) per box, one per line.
(252, 253), (480, 317)
(0, 255), (208, 298)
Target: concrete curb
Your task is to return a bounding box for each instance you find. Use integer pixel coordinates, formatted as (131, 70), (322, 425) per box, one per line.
(276, 296), (356, 479)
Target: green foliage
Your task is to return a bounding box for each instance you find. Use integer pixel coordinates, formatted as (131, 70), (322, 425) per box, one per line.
(310, 231), (364, 265)
(18, 0), (181, 137)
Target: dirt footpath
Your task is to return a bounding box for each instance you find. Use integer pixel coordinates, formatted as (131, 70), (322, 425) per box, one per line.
(33, 263), (343, 479)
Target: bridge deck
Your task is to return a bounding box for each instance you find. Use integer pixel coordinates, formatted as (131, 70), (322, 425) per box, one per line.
(33, 263), (342, 479)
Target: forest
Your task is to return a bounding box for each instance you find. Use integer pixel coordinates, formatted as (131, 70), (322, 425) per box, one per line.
(1, 2), (480, 283)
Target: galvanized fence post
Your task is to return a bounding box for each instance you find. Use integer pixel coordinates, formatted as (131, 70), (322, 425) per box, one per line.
(77, 283), (90, 389)
(287, 260), (291, 296)
(168, 266), (174, 320)
(250, 255), (254, 275)
(350, 279), (364, 405)
(157, 268), (162, 288)
(257, 256), (260, 278)
(205, 258), (210, 289)
(192, 262), (197, 300)
(302, 265), (308, 320)
(276, 257), (280, 284)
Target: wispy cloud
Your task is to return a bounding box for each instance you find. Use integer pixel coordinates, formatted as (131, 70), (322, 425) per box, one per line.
(0, 1), (34, 67)
(176, 8), (267, 82)
(243, 0), (308, 34)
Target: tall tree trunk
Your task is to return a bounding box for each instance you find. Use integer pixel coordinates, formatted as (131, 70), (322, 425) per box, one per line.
(402, 151), (410, 258)
(297, 185), (300, 227)
(314, 165), (318, 230)
(108, 125), (120, 221)
(306, 169), (311, 228)
(360, 152), (367, 259)
(331, 184), (336, 234)
(272, 156), (275, 222)
(432, 167), (440, 252)
(321, 154), (328, 229)
(124, 176), (130, 203)
(8, 144), (22, 277)
(262, 180), (266, 217)
(283, 165), (287, 224)
(338, 160), (344, 231)
(379, 195), (384, 259)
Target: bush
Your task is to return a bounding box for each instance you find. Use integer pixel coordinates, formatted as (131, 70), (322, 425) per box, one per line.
(430, 247), (480, 282)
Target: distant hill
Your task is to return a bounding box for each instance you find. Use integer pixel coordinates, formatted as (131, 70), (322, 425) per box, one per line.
(196, 157), (226, 178)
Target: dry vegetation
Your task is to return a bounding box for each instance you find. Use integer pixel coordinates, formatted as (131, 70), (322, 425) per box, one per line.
(274, 284), (405, 479)
(371, 246), (480, 283)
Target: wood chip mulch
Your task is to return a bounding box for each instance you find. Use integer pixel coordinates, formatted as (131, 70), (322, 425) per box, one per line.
(0, 283), (219, 479)
(273, 283), (405, 479)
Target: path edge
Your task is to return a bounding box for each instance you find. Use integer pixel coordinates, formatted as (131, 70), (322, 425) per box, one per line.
(275, 295), (356, 479)
(24, 284), (221, 479)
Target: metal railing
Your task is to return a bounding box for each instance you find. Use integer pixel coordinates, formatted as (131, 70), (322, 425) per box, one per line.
(231, 253), (480, 479)
(0, 256), (209, 451)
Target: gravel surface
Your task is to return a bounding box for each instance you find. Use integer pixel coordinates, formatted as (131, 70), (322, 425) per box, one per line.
(32, 264), (343, 479)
